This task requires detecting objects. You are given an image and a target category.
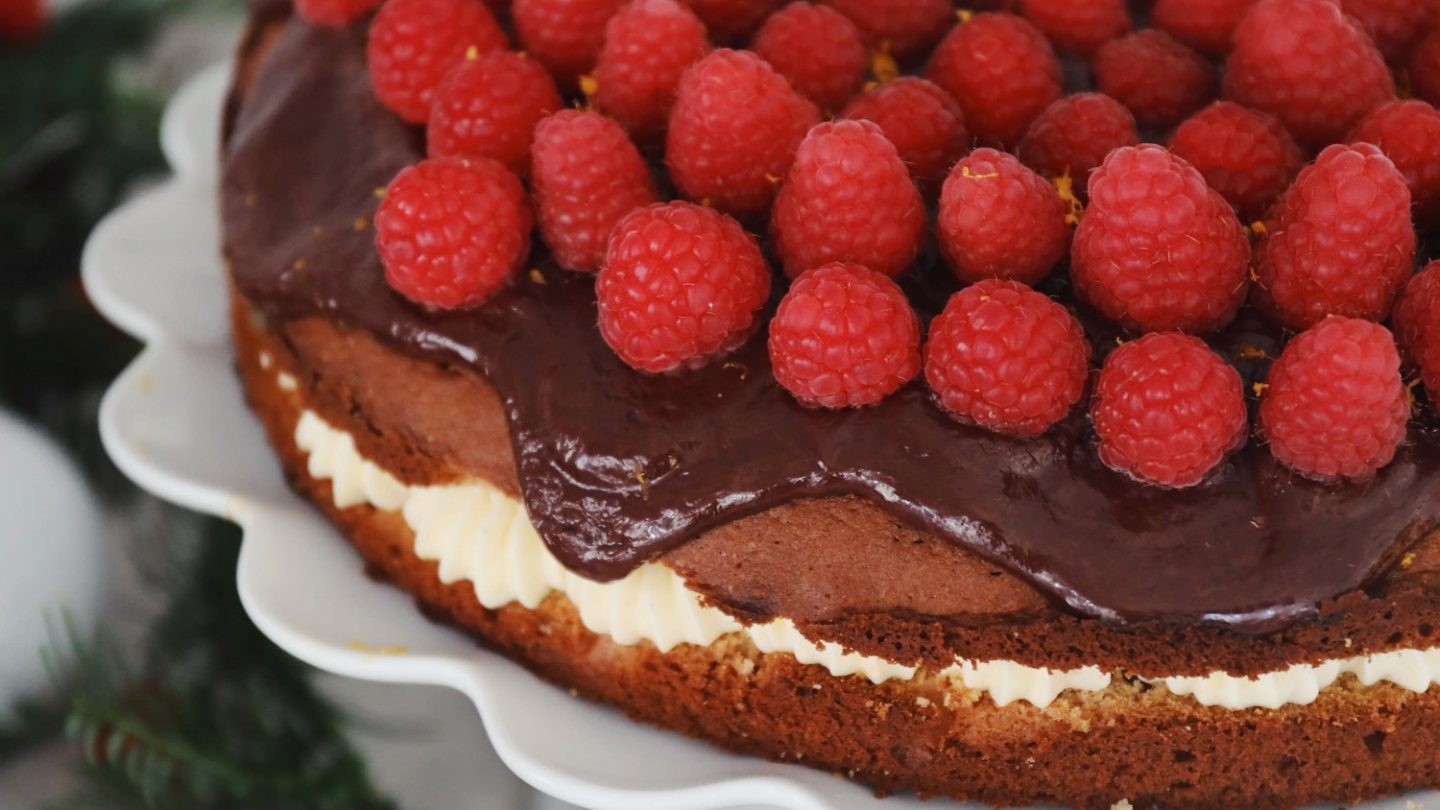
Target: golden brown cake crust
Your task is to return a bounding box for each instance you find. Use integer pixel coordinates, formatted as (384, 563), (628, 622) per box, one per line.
(234, 292), (1440, 810)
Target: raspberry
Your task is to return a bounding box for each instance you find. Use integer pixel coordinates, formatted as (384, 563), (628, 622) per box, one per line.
(681, 0), (781, 40)
(1394, 261), (1440, 402)
(427, 52), (561, 176)
(1072, 145), (1251, 334)
(531, 110), (660, 273)
(366, 0), (508, 123)
(1094, 30), (1216, 128)
(1253, 143), (1415, 331)
(768, 263), (921, 407)
(821, 0), (953, 59)
(1340, 0), (1436, 64)
(937, 148), (1070, 286)
(1223, 0), (1394, 148)
(512, 0), (626, 83)
(0, 0), (43, 42)
(1349, 100), (1440, 227)
(666, 49), (820, 215)
(1166, 101), (1303, 221)
(752, 3), (866, 111)
(598, 202), (772, 372)
(1017, 92), (1138, 197)
(927, 13), (1063, 148)
(296, 0), (380, 26)
(840, 77), (967, 194)
(770, 120), (925, 278)
(1259, 317), (1408, 480)
(1150, 0), (1256, 55)
(923, 279), (1090, 437)
(593, 0), (711, 140)
(375, 157), (532, 309)
(1091, 333), (1247, 488)
(1414, 28), (1440, 107)
(1017, 0), (1131, 55)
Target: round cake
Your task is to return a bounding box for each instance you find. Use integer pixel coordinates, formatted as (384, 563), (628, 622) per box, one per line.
(223, 0), (1440, 806)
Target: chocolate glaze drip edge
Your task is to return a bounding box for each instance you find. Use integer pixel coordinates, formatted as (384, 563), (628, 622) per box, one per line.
(221, 15), (1440, 633)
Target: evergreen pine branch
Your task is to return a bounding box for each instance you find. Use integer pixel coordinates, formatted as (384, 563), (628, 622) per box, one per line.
(45, 526), (397, 810)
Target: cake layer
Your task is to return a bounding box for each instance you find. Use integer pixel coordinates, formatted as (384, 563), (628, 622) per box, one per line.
(255, 300), (1440, 678)
(221, 5), (1440, 633)
(235, 286), (1440, 810)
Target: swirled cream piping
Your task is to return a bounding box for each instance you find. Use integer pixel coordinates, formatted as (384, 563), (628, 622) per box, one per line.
(291, 406), (1440, 711)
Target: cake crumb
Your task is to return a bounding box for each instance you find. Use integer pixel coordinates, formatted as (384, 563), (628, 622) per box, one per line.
(258, 351), (272, 370)
(1110, 801), (1134, 810)
(915, 696), (932, 708)
(277, 372), (298, 392)
(1402, 552), (1417, 570)
(344, 640), (408, 656)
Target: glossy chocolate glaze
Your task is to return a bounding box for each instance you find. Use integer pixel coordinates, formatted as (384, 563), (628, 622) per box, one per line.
(223, 15), (1440, 631)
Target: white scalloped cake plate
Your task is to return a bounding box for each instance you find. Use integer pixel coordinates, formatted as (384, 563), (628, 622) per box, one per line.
(83, 63), (1435, 810)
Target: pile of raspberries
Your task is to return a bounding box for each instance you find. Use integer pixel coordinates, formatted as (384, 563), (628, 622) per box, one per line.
(299, 0), (1440, 490)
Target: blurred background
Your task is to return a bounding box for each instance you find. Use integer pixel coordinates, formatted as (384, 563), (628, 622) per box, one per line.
(0, 2), (568, 807)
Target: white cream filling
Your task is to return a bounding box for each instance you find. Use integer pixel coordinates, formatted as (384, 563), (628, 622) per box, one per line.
(292, 407), (1440, 711)
(1160, 649), (1440, 709)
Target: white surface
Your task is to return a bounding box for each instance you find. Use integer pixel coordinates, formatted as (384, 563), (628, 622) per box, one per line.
(81, 62), (1437, 810)
(0, 412), (106, 724)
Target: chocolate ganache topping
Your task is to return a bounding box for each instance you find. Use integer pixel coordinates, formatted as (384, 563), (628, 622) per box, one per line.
(223, 13), (1440, 631)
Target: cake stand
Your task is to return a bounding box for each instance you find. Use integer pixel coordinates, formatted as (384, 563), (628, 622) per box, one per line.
(82, 62), (1430, 810)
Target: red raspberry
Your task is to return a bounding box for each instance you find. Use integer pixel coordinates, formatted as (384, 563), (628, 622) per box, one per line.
(752, 3), (866, 111)
(927, 13), (1063, 148)
(1340, 0), (1436, 64)
(821, 0), (953, 60)
(1350, 100), (1440, 227)
(366, 0), (508, 123)
(666, 49), (820, 215)
(840, 77), (967, 194)
(938, 148), (1070, 286)
(1253, 143), (1415, 331)
(593, 0), (711, 140)
(1223, 0), (1394, 148)
(768, 263), (921, 407)
(598, 202), (772, 372)
(1394, 261), (1440, 402)
(1072, 145), (1251, 334)
(531, 110), (660, 273)
(1259, 317), (1408, 480)
(770, 120), (925, 278)
(427, 52), (561, 176)
(512, 0), (626, 83)
(1166, 101), (1303, 222)
(1414, 29), (1440, 107)
(1095, 30), (1216, 128)
(924, 279), (1090, 437)
(1017, 92), (1139, 196)
(296, 0), (380, 26)
(1150, 0), (1256, 55)
(375, 157), (532, 309)
(681, 0), (781, 40)
(1091, 333), (1247, 488)
(0, 0), (44, 42)
(1017, 0), (1131, 55)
